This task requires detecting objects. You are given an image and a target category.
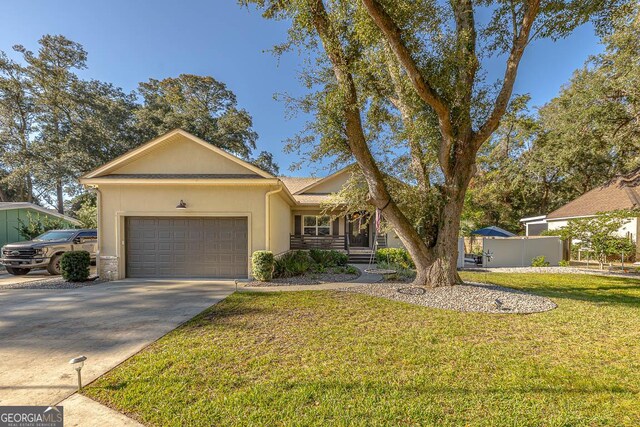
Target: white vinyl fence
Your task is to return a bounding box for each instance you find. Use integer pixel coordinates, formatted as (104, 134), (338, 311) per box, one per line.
(457, 237), (465, 268)
(482, 236), (562, 268)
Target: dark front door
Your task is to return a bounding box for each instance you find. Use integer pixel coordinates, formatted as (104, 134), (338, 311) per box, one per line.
(348, 214), (370, 247)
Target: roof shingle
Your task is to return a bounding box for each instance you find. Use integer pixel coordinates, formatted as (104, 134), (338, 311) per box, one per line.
(547, 170), (640, 219)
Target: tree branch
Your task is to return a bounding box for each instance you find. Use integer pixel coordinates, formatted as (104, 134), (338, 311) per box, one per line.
(361, 0), (455, 174)
(472, 0), (540, 148)
(307, 0), (432, 260)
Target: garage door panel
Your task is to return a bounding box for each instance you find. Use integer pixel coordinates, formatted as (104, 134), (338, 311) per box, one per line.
(126, 217), (248, 279)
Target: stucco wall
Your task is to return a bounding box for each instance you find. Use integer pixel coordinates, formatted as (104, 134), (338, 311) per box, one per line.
(97, 183), (271, 279)
(269, 192), (292, 255)
(111, 135), (259, 176)
(386, 231), (405, 248)
(304, 171), (351, 194)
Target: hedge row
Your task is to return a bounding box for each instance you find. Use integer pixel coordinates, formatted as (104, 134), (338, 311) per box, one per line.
(252, 249), (348, 281)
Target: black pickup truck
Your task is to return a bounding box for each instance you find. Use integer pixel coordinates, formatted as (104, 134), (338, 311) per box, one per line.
(1, 229), (97, 276)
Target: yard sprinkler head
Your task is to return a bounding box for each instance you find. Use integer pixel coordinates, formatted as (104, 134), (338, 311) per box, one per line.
(69, 355), (87, 391)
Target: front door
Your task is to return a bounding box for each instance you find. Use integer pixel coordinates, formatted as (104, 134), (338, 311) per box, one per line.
(348, 213), (370, 247)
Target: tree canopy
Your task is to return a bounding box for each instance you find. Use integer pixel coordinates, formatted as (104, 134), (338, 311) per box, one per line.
(243, 0), (627, 286)
(465, 5), (640, 233)
(0, 36), (278, 212)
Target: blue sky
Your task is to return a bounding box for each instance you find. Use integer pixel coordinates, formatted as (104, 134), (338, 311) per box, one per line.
(0, 0), (603, 176)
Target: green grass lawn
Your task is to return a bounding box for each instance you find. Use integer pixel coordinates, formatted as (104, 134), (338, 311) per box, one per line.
(84, 273), (640, 426)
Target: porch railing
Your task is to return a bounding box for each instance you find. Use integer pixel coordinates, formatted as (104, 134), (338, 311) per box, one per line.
(290, 234), (347, 251)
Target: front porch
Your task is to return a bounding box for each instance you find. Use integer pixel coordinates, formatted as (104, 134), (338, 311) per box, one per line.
(289, 233), (388, 251)
(288, 212), (390, 263)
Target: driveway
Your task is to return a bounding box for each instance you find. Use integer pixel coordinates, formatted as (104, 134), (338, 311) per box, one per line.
(0, 279), (236, 407)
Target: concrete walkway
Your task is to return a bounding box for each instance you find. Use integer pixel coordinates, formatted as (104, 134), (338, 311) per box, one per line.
(59, 394), (144, 426)
(0, 278), (236, 425)
(240, 264), (383, 292)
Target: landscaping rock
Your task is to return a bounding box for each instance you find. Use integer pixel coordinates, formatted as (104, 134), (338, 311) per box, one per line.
(246, 272), (359, 287)
(340, 281), (557, 314)
(0, 276), (106, 289)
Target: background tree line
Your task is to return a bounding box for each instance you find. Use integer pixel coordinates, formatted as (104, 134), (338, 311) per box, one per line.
(465, 8), (640, 233)
(0, 35), (278, 215)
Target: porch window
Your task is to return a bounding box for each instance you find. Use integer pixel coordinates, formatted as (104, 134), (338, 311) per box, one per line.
(303, 215), (331, 236)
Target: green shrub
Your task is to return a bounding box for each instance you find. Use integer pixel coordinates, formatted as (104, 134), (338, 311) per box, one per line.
(60, 251), (90, 282)
(252, 251), (275, 281)
(375, 248), (414, 269)
(377, 260), (416, 281)
(558, 260), (570, 267)
(531, 256), (550, 267)
(309, 249), (348, 267)
(274, 250), (312, 278)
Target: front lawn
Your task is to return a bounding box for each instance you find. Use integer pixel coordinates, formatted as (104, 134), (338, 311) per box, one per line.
(84, 273), (640, 426)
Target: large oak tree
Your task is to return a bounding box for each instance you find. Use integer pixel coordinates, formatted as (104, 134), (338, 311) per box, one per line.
(244, 0), (627, 287)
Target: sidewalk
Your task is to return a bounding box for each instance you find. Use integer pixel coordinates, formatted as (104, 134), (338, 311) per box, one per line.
(239, 264), (383, 293)
(59, 394), (143, 426)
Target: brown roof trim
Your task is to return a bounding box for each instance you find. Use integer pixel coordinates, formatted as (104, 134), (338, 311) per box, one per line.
(97, 173), (262, 179)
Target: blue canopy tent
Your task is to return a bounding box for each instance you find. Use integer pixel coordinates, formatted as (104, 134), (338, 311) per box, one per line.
(471, 226), (516, 237)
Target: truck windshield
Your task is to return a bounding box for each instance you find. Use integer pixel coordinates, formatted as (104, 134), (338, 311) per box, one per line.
(34, 231), (76, 241)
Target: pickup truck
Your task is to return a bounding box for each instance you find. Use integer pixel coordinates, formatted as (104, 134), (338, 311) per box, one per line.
(1, 229), (97, 276)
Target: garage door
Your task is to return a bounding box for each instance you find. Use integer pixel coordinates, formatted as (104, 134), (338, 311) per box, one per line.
(126, 217), (248, 278)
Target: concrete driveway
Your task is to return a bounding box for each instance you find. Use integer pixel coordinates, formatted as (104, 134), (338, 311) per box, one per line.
(0, 279), (236, 407)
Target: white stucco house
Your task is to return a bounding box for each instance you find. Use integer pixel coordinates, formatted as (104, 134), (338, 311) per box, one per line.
(80, 129), (403, 280)
(520, 170), (640, 256)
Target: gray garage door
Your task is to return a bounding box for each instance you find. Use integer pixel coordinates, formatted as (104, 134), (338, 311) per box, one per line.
(126, 217), (248, 278)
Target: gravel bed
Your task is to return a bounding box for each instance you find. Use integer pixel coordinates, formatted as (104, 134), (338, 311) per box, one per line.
(246, 272), (359, 287)
(340, 281), (556, 314)
(0, 276), (106, 290)
(462, 266), (639, 278)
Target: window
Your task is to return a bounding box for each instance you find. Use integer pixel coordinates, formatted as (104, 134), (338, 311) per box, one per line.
(303, 215), (331, 236)
(75, 231), (97, 243)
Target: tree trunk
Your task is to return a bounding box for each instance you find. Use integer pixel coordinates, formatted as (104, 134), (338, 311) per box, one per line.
(26, 175), (33, 203)
(407, 152), (474, 288)
(56, 180), (64, 214)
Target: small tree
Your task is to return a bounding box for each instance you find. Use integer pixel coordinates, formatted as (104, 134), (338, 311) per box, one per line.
(549, 210), (638, 269)
(16, 212), (69, 240)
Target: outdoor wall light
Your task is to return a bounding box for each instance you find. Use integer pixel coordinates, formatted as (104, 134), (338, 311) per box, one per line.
(69, 355), (87, 391)
(176, 200), (187, 209)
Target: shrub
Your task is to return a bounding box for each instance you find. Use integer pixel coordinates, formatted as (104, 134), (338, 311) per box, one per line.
(531, 256), (550, 267)
(309, 249), (348, 267)
(558, 260), (570, 267)
(16, 212), (70, 240)
(375, 248), (414, 269)
(252, 251), (275, 281)
(60, 251), (91, 282)
(274, 250), (312, 278)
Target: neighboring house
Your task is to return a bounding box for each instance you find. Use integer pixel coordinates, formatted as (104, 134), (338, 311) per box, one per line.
(80, 129), (403, 280)
(520, 170), (640, 255)
(519, 215), (548, 236)
(0, 202), (81, 248)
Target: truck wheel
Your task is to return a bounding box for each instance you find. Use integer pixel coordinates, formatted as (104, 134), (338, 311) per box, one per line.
(6, 267), (30, 275)
(47, 254), (62, 275)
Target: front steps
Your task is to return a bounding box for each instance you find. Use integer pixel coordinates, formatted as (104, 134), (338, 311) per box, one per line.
(348, 249), (376, 264)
